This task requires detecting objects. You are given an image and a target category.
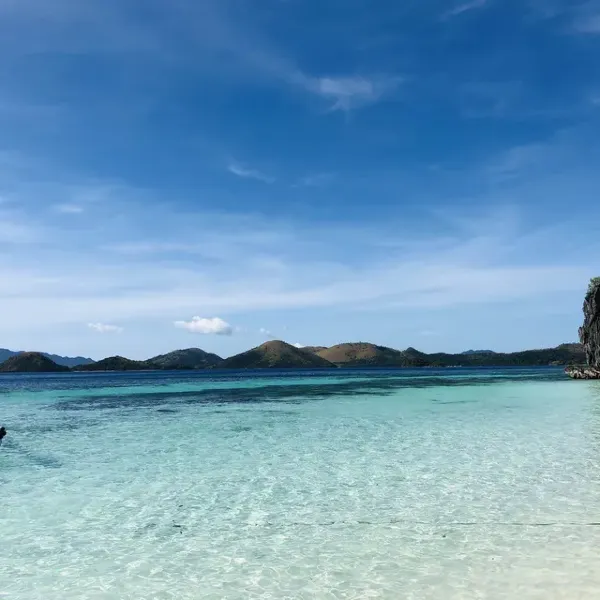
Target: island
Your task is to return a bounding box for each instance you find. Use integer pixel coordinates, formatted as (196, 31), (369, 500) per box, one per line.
(149, 348), (223, 370)
(0, 352), (70, 373)
(219, 340), (335, 369)
(0, 341), (587, 373)
(73, 356), (152, 372)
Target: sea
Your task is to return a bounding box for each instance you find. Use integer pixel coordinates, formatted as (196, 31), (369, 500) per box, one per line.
(1, 367), (600, 600)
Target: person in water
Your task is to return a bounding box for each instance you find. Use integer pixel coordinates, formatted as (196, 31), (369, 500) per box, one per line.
(0, 426), (6, 446)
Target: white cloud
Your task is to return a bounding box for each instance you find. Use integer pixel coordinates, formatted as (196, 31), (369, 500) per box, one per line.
(228, 162), (274, 184)
(175, 316), (234, 335)
(442, 0), (488, 19)
(54, 203), (84, 214)
(88, 322), (123, 333)
(293, 342), (305, 348)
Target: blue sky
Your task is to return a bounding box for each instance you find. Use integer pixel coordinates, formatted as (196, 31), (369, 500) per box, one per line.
(1, 0), (599, 359)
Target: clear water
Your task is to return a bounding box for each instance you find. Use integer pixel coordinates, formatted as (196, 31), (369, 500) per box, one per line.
(2, 368), (600, 599)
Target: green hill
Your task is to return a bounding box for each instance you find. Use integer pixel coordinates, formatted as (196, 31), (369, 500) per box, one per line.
(74, 356), (153, 371)
(0, 348), (94, 367)
(0, 352), (69, 373)
(306, 342), (584, 368)
(219, 341), (336, 369)
(149, 348), (222, 370)
(315, 342), (415, 367)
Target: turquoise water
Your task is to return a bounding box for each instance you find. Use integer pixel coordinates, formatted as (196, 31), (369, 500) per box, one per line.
(2, 368), (600, 599)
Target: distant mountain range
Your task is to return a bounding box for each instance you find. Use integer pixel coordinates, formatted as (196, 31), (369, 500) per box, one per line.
(0, 348), (94, 368)
(0, 352), (70, 373)
(74, 356), (150, 372)
(72, 348), (225, 372)
(0, 341), (585, 373)
(307, 342), (585, 368)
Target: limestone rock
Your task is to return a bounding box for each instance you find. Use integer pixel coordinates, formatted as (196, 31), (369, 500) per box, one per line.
(565, 366), (600, 380)
(579, 278), (600, 368)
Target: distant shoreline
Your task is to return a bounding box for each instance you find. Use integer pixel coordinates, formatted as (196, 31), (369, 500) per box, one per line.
(0, 364), (577, 375)
(0, 341), (584, 373)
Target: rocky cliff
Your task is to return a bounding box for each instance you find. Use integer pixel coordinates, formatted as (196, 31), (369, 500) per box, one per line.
(566, 278), (600, 379)
(580, 278), (600, 366)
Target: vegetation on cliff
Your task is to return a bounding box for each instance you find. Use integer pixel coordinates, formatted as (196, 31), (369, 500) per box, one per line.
(580, 277), (600, 367)
(588, 277), (600, 294)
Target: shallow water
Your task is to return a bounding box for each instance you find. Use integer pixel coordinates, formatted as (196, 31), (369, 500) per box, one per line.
(2, 368), (600, 599)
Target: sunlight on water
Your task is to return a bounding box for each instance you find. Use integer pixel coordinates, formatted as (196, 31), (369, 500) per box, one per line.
(2, 368), (600, 599)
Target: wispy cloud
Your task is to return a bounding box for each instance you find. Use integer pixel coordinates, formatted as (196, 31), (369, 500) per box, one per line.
(486, 142), (550, 181)
(442, 0), (488, 19)
(295, 173), (336, 188)
(484, 127), (583, 182)
(0, 200), (593, 333)
(88, 322), (123, 334)
(175, 316), (234, 335)
(0, 134), (597, 341)
(304, 75), (402, 111)
(259, 327), (276, 339)
(533, 1), (600, 34)
(292, 342), (305, 348)
(573, 13), (600, 33)
(0, 0), (402, 114)
(227, 162), (275, 184)
(184, 5), (403, 111)
(0, 214), (41, 244)
(54, 203), (84, 214)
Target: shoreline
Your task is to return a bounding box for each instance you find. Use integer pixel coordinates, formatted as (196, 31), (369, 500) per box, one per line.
(0, 364), (576, 375)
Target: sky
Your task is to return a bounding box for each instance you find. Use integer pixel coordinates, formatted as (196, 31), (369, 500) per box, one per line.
(0, 0), (599, 360)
